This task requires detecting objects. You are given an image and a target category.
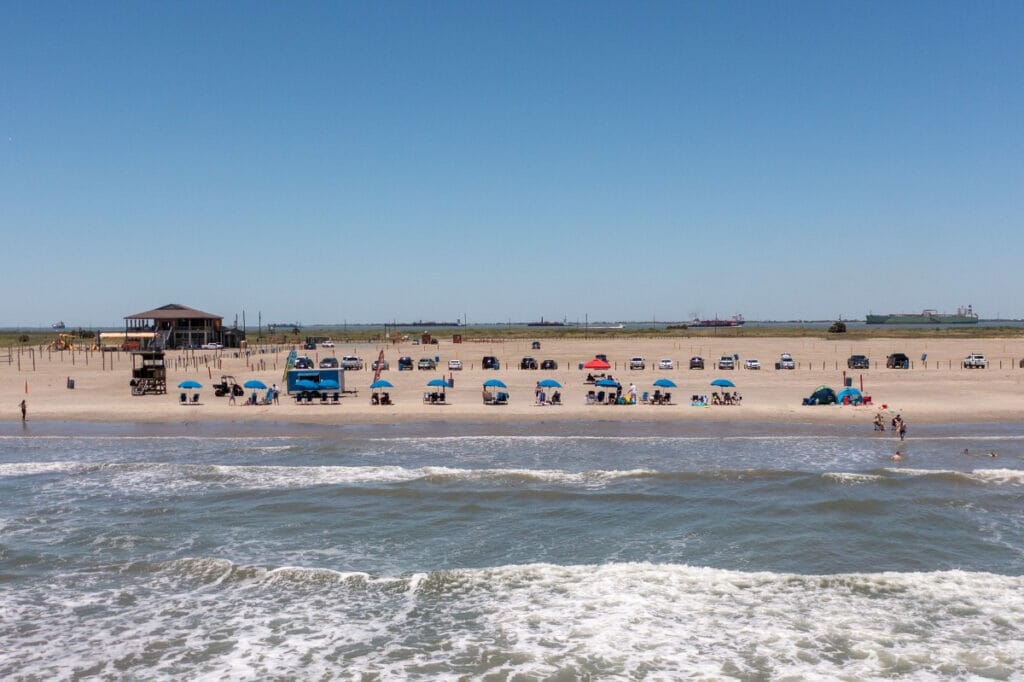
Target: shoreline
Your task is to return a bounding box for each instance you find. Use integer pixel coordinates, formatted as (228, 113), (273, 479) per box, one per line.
(4, 417), (1024, 441)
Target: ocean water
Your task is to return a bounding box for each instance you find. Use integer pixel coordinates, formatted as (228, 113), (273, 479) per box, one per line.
(2, 421), (1023, 680)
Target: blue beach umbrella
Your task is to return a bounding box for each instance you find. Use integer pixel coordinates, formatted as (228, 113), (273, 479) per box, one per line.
(370, 379), (394, 389)
(294, 379), (317, 390)
(538, 378), (561, 388)
(483, 379), (507, 388)
(595, 378), (619, 387)
(243, 379), (267, 390)
(653, 378), (677, 388)
(178, 380), (202, 389)
(318, 379), (340, 390)
(711, 378), (735, 388)
(427, 378), (451, 388)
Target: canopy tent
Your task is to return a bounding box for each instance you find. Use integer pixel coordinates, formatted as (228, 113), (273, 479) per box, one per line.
(583, 358), (611, 370)
(804, 386), (837, 405)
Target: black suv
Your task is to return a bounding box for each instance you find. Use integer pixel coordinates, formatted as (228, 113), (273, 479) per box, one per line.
(886, 353), (910, 369)
(689, 356), (704, 370)
(482, 356), (500, 370)
(540, 359), (558, 370)
(847, 354), (870, 369)
(520, 357), (538, 370)
(397, 356), (414, 371)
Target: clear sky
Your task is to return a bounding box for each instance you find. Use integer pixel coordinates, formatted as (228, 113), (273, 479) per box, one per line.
(2, 2), (1022, 327)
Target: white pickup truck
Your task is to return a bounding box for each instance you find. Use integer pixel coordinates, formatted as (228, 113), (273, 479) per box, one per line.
(963, 353), (988, 369)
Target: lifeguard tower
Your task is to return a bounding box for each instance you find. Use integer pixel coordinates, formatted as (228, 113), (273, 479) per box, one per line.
(130, 350), (167, 395)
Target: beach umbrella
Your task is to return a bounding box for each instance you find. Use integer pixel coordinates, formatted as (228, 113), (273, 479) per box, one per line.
(178, 380), (202, 389)
(370, 379), (394, 389)
(483, 379), (507, 388)
(294, 379), (317, 390)
(584, 358), (611, 370)
(653, 378), (677, 388)
(318, 379), (340, 390)
(595, 378), (619, 387)
(538, 378), (561, 388)
(427, 378), (451, 388)
(711, 378), (735, 388)
(243, 379), (267, 390)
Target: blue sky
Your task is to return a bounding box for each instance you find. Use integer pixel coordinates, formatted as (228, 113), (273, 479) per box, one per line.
(2, 2), (1021, 327)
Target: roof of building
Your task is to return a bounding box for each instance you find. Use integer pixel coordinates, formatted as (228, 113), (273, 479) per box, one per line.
(124, 303), (222, 321)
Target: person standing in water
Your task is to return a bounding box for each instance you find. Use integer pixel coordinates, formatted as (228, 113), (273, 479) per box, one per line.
(19, 399), (26, 421)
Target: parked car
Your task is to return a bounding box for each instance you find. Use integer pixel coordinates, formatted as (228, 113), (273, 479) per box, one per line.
(595, 354), (608, 362)
(200, 342), (223, 350)
(886, 353), (910, 369)
(482, 356), (500, 370)
(629, 357), (646, 370)
(718, 356), (735, 370)
(294, 357), (314, 370)
(303, 342), (316, 350)
(744, 358), (761, 370)
(541, 359), (558, 370)
(531, 341), (541, 350)
(658, 358), (674, 370)
(847, 354), (870, 369)
(321, 340), (335, 348)
(448, 359), (463, 371)
(418, 358), (436, 370)
(319, 357), (339, 369)
(689, 356), (705, 370)
(776, 353), (795, 370)
(397, 356), (413, 371)
(372, 359), (390, 371)
(520, 357), (538, 370)
(963, 353), (988, 369)
(341, 356), (363, 370)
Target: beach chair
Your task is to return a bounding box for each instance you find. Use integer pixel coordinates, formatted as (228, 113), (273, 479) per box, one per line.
(536, 391), (546, 405)
(320, 392), (329, 405)
(180, 392), (187, 404)
(641, 391), (649, 404)
(191, 393), (200, 404)
(585, 391), (596, 404)
(332, 392), (340, 404)
(663, 392), (671, 404)
(596, 391), (605, 404)
(304, 392), (314, 405)
(496, 392), (509, 404)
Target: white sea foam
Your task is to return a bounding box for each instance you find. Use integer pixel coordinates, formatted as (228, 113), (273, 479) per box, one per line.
(0, 460), (661, 491)
(969, 468), (1024, 485)
(3, 560), (1022, 679)
(821, 471), (885, 484)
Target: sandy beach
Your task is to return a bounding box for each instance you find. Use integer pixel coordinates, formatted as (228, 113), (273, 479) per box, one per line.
(4, 335), (1024, 427)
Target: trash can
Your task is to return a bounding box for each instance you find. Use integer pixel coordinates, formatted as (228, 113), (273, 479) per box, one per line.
(67, 378), (75, 389)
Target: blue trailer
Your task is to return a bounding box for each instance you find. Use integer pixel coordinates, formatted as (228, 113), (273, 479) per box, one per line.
(286, 368), (345, 395)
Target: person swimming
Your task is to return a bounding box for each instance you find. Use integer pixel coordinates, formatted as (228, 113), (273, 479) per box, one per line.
(890, 450), (903, 462)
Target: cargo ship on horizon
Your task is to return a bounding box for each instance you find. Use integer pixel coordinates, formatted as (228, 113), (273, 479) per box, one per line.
(693, 314), (745, 328)
(866, 305), (978, 325)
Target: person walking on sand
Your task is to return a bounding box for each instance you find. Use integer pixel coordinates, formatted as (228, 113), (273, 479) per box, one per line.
(272, 383), (280, 405)
(19, 399), (26, 421)
(628, 383), (638, 405)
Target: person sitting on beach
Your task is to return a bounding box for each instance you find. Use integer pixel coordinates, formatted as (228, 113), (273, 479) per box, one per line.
(381, 392), (392, 405)
(482, 389), (493, 404)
